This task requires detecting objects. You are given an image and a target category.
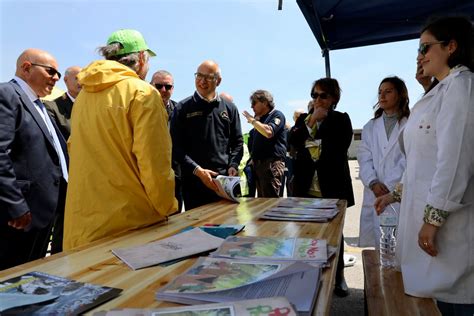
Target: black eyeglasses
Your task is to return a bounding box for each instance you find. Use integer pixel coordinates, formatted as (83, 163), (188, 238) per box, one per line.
(194, 72), (217, 82)
(154, 83), (173, 91)
(418, 41), (446, 56)
(311, 91), (330, 100)
(30, 63), (61, 79)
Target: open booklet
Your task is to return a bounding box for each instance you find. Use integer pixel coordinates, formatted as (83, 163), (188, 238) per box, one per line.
(0, 271), (121, 315)
(212, 176), (241, 203)
(210, 236), (328, 263)
(92, 297), (298, 316)
(156, 257), (321, 316)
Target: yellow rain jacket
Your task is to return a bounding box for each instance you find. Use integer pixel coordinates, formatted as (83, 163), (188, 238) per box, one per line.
(63, 60), (177, 250)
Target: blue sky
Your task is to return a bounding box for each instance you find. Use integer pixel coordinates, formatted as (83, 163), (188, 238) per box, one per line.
(0, 0), (425, 131)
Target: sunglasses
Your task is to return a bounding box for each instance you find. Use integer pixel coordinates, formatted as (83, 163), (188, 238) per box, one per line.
(30, 63), (61, 79)
(311, 91), (330, 100)
(194, 72), (217, 82)
(418, 41), (446, 56)
(154, 83), (173, 91)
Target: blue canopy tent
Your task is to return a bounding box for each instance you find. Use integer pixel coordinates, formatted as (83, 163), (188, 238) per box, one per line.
(296, 0), (474, 77)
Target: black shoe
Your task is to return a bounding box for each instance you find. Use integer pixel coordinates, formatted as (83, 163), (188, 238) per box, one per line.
(334, 276), (349, 297)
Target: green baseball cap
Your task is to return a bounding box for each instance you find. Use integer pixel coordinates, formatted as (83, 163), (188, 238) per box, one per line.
(107, 29), (156, 57)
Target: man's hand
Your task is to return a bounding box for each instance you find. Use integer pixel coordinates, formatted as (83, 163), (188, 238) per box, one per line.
(371, 182), (389, 197)
(195, 167), (219, 191)
(8, 211), (32, 230)
(374, 193), (396, 215)
(242, 111), (254, 124)
(228, 167), (238, 176)
(418, 223), (439, 257)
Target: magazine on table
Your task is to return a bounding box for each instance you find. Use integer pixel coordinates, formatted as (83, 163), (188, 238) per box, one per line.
(0, 271), (121, 315)
(210, 236), (328, 263)
(155, 257), (321, 316)
(259, 206), (339, 222)
(112, 228), (225, 270)
(92, 297), (298, 316)
(212, 176), (241, 203)
(276, 197), (339, 209)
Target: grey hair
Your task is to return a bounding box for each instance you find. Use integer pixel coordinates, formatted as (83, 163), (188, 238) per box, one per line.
(154, 70), (173, 77)
(97, 42), (149, 72)
(250, 89), (275, 109)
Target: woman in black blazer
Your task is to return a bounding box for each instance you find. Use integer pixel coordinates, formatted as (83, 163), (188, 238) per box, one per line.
(288, 77), (354, 297)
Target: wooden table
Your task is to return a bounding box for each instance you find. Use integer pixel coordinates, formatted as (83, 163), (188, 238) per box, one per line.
(362, 249), (441, 316)
(0, 198), (346, 316)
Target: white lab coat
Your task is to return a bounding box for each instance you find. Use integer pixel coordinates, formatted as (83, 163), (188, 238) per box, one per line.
(358, 116), (406, 247)
(397, 66), (474, 303)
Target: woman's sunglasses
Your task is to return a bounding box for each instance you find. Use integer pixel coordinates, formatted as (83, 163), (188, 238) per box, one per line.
(418, 41), (447, 56)
(311, 92), (330, 100)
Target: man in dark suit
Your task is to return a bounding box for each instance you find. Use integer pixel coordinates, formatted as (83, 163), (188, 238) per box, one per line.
(44, 66), (82, 139)
(0, 48), (68, 270)
(151, 70), (182, 212)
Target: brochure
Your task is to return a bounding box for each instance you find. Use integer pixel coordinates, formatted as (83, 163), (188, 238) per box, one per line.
(276, 197), (339, 209)
(112, 228), (225, 270)
(260, 206), (339, 222)
(0, 271), (121, 315)
(210, 236), (328, 263)
(92, 297), (297, 316)
(155, 257), (321, 316)
(212, 176), (241, 203)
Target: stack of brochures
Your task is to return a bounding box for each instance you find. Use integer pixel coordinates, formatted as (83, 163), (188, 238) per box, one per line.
(156, 236), (326, 315)
(260, 198), (339, 222)
(0, 271), (121, 315)
(93, 297), (298, 316)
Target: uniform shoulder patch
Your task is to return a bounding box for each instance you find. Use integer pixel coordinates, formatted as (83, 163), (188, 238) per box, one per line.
(274, 117), (281, 125)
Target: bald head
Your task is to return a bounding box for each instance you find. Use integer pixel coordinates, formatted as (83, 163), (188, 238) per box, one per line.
(198, 60), (221, 77)
(15, 48), (60, 97)
(220, 92), (233, 103)
(64, 66), (82, 98)
(195, 60), (221, 100)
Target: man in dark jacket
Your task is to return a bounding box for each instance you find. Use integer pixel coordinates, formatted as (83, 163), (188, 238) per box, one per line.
(171, 60), (243, 210)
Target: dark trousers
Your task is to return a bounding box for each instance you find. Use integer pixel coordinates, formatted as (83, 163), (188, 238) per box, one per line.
(243, 162), (256, 197)
(0, 179), (66, 270)
(50, 178), (67, 254)
(182, 175), (221, 211)
(0, 222), (52, 271)
(175, 176), (183, 213)
(254, 158), (285, 198)
(437, 301), (474, 316)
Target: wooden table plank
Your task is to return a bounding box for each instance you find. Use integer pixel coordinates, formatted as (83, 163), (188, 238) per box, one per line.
(362, 249), (441, 316)
(0, 198), (346, 316)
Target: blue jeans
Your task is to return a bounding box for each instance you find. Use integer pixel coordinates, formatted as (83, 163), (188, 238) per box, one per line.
(437, 301), (474, 316)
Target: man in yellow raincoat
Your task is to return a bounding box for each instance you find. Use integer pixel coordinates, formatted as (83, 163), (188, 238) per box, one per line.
(63, 29), (177, 250)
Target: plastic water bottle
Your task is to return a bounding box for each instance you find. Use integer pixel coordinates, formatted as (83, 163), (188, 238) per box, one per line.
(379, 204), (398, 268)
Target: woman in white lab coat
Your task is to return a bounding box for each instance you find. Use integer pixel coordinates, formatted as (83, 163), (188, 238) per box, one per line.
(358, 76), (410, 247)
(375, 16), (474, 314)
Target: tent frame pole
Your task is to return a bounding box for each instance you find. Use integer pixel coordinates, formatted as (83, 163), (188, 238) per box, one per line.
(323, 48), (331, 78)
